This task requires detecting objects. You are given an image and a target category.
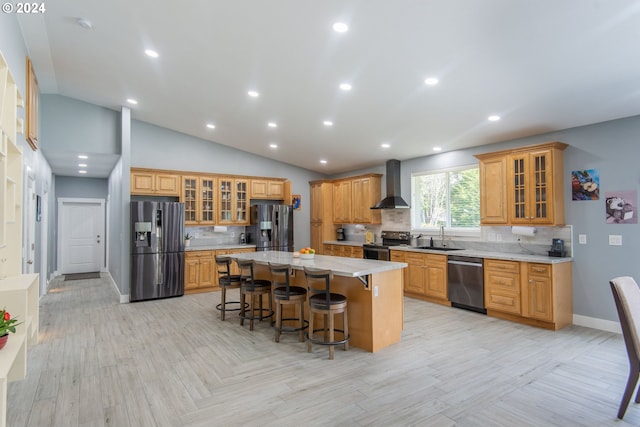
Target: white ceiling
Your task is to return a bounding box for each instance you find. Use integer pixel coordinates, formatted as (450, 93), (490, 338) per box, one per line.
(18, 0), (640, 177)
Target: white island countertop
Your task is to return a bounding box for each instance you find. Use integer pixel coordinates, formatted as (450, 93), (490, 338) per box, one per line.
(228, 250), (407, 277)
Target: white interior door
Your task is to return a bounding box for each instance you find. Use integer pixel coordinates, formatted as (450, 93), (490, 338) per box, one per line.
(58, 198), (105, 274)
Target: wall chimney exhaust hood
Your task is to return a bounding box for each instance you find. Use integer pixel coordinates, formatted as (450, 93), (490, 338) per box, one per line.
(371, 159), (410, 209)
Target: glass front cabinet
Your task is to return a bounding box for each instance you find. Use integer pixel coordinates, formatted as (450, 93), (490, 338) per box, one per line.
(218, 177), (249, 225)
(182, 175), (216, 225)
(508, 146), (563, 225)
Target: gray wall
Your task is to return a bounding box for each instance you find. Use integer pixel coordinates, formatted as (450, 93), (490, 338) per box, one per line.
(55, 176), (109, 199)
(40, 94), (119, 154)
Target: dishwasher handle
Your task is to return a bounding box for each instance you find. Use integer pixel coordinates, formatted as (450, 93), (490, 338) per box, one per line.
(447, 260), (483, 267)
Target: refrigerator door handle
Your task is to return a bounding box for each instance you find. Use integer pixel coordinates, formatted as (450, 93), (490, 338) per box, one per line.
(156, 253), (163, 285)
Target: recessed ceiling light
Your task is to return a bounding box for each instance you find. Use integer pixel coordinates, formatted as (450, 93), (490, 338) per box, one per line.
(78, 155), (88, 159)
(78, 163), (87, 167)
(381, 143), (391, 148)
(248, 90), (259, 97)
(320, 159), (328, 164)
(76, 18), (93, 29)
(126, 98), (138, 105)
(339, 83), (352, 91)
(433, 146), (442, 152)
(145, 49), (159, 58)
(332, 22), (349, 33)
(323, 120), (333, 127)
(488, 115), (501, 122)
(206, 123), (215, 129)
(424, 77), (439, 86)
(79, 170), (87, 174)
(269, 143), (278, 149)
(268, 122), (278, 128)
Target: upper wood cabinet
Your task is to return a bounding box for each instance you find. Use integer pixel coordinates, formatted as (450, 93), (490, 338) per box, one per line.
(182, 175), (216, 226)
(218, 177), (249, 225)
(131, 169), (180, 196)
(333, 180), (352, 223)
(352, 176), (382, 224)
(475, 142), (567, 226)
(332, 174), (382, 224)
(25, 57), (38, 151)
(250, 179), (285, 199)
(476, 154), (508, 225)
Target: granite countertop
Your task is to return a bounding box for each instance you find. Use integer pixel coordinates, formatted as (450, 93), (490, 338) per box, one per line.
(389, 246), (572, 264)
(229, 250), (407, 277)
(185, 244), (256, 252)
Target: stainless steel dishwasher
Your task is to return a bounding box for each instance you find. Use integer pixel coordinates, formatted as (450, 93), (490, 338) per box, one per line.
(447, 255), (486, 314)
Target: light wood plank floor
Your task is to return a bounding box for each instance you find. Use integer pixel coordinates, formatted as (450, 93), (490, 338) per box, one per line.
(7, 274), (640, 426)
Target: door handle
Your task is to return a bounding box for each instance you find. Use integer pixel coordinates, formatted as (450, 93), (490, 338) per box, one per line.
(27, 259), (33, 264)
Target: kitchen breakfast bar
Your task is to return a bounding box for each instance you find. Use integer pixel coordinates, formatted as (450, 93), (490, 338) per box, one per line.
(230, 251), (408, 352)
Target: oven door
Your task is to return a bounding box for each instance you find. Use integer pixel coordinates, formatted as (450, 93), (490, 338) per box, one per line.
(363, 245), (390, 261)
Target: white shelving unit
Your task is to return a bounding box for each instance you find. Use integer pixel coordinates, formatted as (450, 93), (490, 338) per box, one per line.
(0, 274), (38, 427)
(0, 49), (32, 427)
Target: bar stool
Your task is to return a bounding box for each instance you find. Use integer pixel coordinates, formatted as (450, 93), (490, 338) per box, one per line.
(303, 267), (350, 360)
(214, 256), (246, 321)
(269, 262), (308, 343)
(237, 259), (273, 331)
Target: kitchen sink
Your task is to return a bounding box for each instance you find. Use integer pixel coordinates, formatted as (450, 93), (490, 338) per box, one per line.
(414, 246), (463, 251)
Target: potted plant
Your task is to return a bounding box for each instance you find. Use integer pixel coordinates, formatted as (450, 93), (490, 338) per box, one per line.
(184, 232), (192, 247)
(0, 307), (21, 350)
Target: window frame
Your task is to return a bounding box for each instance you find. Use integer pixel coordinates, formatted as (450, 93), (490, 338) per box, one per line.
(410, 164), (481, 237)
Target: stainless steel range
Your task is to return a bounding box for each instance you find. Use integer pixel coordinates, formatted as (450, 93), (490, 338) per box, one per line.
(362, 230), (410, 261)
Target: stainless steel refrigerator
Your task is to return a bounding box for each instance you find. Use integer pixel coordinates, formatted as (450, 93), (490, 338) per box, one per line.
(248, 204), (294, 251)
(130, 201), (185, 302)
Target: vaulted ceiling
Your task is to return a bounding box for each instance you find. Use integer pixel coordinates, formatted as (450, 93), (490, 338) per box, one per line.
(18, 0), (640, 177)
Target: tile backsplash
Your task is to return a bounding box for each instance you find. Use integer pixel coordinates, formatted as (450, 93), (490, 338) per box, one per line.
(185, 225), (246, 247)
(336, 207), (573, 257)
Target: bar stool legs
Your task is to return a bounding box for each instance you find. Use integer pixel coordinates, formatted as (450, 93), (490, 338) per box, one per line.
(237, 259), (273, 331)
(214, 256), (245, 321)
(304, 267), (350, 360)
(240, 291), (273, 331)
(269, 262), (308, 343)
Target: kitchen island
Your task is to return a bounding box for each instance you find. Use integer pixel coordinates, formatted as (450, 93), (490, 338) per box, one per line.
(229, 251), (407, 352)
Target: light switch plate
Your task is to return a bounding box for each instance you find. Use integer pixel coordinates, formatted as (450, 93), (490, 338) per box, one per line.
(609, 235), (623, 246)
(578, 234), (587, 244)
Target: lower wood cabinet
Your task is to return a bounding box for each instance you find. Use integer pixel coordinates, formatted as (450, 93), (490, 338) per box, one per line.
(402, 252), (448, 304)
(185, 251), (215, 293)
(484, 259), (521, 315)
(185, 248), (255, 294)
(485, 259), (572, 330)
(322, 244), (363, 258)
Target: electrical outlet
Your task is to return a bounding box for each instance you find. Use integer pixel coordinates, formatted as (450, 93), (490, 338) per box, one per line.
(373, 286), (379, 297)
(496, 234), (502, 242)
(578, 234), (587, 244)
(609, 235), (622, 246)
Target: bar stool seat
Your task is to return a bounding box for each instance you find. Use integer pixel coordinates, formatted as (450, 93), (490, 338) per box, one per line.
(304, 267), (350, 360)
(214, 256), (246, 321)
(237, 259), (273, 331)
(269, 262), (308, 343)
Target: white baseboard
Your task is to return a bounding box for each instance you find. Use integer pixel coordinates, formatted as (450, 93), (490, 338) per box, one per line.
(104, 272), (130, 303)
(573, 314), (621, 334)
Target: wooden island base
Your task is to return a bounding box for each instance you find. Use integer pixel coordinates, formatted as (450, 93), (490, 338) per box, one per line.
(232, 252), (406, 353)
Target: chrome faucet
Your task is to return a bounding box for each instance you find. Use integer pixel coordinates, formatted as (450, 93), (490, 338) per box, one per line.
(440, 226), (446, 247)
